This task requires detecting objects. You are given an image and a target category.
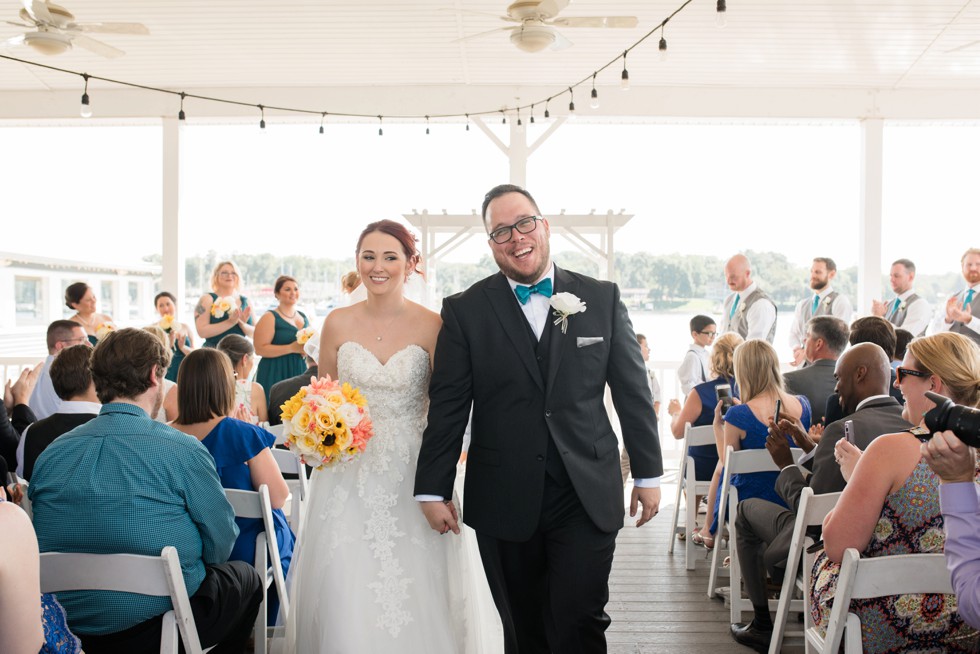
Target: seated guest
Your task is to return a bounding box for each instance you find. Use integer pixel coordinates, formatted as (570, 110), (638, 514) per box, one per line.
(667, 332), (743, 547)
(268, 353), (317, 427)
(824, 316), (903, 425)
(154, 291), (194, 383)
(16, 344), (99, 482)
(893, 328), (913, 370)
(141, 326), (179, 423)
(172, 348), (294, 619)
(65, 282), (113, 347)
(729, 343), (910, 651)
(708, 339), (811, 536)
(2, 365), (40, 472)
(783, 316), (848, 426)
(217, 334), (268, 424)
(677, 315), (716, 395)
(0, 476), (83, 654)
(810, 332), (980, 653)
(255, 275), (310, 405)
(922, 430), (980, 630)
(29, 320), (89, 421)
(195, 260), (254, 348)
(29, 327), (262, 654)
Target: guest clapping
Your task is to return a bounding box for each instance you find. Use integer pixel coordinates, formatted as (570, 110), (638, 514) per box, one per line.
(195, 261), (254, 347)
(217, 334), (268, 424)
(154, 291), (194, 382)
(65, 282), (113, 346)
(254, 275), (310, 404)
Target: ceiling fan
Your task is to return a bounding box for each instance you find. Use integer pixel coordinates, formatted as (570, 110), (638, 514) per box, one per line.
(1, 0), (148, 58)
(455, 0), (639, 53)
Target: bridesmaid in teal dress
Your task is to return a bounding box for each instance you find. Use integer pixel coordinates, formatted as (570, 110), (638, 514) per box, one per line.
(254, 275), (310, 404)
(195, 260), (254, 348)
(65, 282), (113, 347)
(154, 291), (195, 382)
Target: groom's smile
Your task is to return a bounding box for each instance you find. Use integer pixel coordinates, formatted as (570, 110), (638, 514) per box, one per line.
(486, 192), (552, 285)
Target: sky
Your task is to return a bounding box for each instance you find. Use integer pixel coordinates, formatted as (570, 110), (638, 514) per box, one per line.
(1, 119), (978, 276)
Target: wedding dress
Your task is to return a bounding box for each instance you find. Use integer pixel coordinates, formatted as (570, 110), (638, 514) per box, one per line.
(282, 341), (501, 653)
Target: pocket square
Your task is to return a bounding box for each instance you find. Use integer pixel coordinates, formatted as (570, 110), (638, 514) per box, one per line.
(577, 336), (604, 348)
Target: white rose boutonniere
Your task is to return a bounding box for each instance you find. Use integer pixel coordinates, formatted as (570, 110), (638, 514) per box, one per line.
(550, 292), (587, 334)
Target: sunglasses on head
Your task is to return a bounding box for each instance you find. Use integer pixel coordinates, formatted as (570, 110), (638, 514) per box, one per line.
(896, 367), (931, 383)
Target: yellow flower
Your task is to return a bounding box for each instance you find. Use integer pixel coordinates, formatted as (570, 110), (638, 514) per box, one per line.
(95, 323), (115, 341)
(211, 297), (233, 319)
(334, 425), (353, 451)
(342, 383), (367, 408)
(159, 314), (175, 331)
(296, 327), (316, 345)
(314, 406), (337, 432)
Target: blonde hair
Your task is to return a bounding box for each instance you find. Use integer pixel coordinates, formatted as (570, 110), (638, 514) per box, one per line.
(733, 339), (783, 402)
(961, 248), (980, 264)
(907, 332), (980, 408)
(142, 325), (169, 349)
(710, 332), (744, 379)
(210, 260), (243, 292)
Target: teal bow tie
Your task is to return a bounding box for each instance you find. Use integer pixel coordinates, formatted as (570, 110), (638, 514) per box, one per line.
(515, 278), (553, 305)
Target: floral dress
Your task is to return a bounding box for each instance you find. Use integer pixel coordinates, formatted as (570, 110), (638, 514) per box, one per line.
(809, 455), (979, 653)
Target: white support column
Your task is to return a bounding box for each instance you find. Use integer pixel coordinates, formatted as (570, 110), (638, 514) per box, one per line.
(162, 118), (184, 310)
(858, 119), (884, 315)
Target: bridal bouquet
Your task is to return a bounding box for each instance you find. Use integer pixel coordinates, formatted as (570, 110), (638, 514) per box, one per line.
(95, 322), (115, 341)
(296, 327), (316, 345)
(279, 376), (374, 469)
(159, 314), (176, 331)
(211, 296), (235, 319)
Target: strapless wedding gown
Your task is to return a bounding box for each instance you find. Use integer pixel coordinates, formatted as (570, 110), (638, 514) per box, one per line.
(281, 342), (502, 653)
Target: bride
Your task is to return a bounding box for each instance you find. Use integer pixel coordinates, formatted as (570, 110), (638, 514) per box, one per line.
(283, 220), (500, 653)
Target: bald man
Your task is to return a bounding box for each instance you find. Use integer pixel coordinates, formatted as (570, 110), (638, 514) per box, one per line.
(719, 254), (777, 343)
(729, 342), (911, 651)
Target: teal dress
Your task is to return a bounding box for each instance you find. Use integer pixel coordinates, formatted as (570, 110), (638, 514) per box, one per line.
(164, 331), (193, 383)
(86, 335), (98, 346)
(202, 293), (253, 348)
(256, 311), (309, 404)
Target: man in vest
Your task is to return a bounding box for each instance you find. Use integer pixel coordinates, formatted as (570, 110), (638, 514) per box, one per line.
(871, 258), (931, 337)
(789, 257), (853, 366)
(932, 247), (980, 346)
(720, 254), (777, 343)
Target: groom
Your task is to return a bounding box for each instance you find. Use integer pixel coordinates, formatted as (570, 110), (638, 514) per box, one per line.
(415, 184), (663, 653)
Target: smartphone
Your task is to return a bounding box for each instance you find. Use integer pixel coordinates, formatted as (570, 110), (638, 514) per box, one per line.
(715, 383), (733, 416)
(844, 419), (855, 445)
(774, 399), (782, 423)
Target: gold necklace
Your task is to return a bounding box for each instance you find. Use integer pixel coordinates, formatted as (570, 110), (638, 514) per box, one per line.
(370, 307), (404, 342)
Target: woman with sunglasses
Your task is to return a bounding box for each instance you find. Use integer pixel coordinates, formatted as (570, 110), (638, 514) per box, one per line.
(194, 261), (254, 348)
(810, 332), (980, 653)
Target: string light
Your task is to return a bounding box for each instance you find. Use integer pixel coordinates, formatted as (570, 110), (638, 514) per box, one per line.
(425, 115), (430, 135)
(544, 99), (550, 120)
(590, 74), (599, 109)
(378, 115), (383, 136)
(319, 112), (326, 134)
(258, 104), (266, 129)
(568, 87), (575, 116)
(465, 114), (470, 131)
(516, 107), (523, 129)
(530, 104), (535, 124)
(621, 51), (630, 91)
(178, 92), (186, 121)
(501, 110), (506, 125)
(79, 73), (91, 118)
(659, 26), (668, 62)
(716, 0), (727, 28)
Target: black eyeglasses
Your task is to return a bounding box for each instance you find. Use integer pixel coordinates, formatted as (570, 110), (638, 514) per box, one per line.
(488, 216), (542, 244)
(897, 367), (931, 383)
(699, 331), (717, 338)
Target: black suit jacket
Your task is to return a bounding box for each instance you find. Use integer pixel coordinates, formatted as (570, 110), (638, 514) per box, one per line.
(776, 396), (911, 512)
(823, 369), (904, 425)
(268, 365), (318, 426)
(0, 402), (36, 473)
(783, 359), (837, 426)
(415, 266), (662, 541)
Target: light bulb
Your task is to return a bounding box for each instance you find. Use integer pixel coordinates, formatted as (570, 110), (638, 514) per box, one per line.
(659, 36), (668, 62)
(80, 93), (92, 118)
(178, 109), (186, 121)
(568, 100), (575, 115)
(260, 119), (266, 129)
(716, 0), (727, 27)
(319, 125), (324, 134)
(544, 107), (550, 119)
(590, 88), (599, 109)
(621, 69), (630, 91)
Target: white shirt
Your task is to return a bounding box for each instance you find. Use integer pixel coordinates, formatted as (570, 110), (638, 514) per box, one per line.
(28, 355), (61, 421)
(16, 399), (102, 477)
(788, 286), (854, 350)
(677, 344), (710, 396)
(722, 282), (777, 341)
(890, 288), (932, 337)
(930, 284), (980, 337)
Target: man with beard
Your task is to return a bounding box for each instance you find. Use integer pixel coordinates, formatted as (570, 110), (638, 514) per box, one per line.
(870, 258), (932, 337)
(29, 328), (262, 654)
(931, 247), (980, 346)
(788, 258), (853, 367)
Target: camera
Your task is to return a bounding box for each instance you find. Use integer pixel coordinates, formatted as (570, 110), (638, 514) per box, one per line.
(923, 391), (980, 447)
(715, 383), (734, 417)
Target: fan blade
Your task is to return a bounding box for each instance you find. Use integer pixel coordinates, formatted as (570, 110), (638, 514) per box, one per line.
(550, 29), (573, 51)
(71, 33), (123, 58)
(21, 0), (52, 24)
(452, 25), (514, 44)
(67, 21), (149, 35)
(6, 20), (33, 28)
(436, 7), (516, 22)
(538, 0), (570, 20)
(552, 16), (639, 28)
(0, 33), (26, 49)
(945, 39), (980, 54)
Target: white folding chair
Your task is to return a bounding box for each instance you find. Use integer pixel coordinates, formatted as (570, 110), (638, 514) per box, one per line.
(804, 548), (952, 653)
(769, 488), (841, 654)
(267, 422), (287, 445)
(667, 423), (716, 570)
(270, 447), (308, 541)
(224, 484), (289, 654)
(39, 546), (207, 654)
(707, 445), (804, 618)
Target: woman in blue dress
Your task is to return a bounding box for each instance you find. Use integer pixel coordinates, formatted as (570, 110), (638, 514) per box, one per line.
(195, 261), (254, 348)
(171, 348), (294, 618)
(709, 338), (811, 535)
(154, 291), (194, 383)
(666, 332), (743, 547)
(254, 275), (310, 405)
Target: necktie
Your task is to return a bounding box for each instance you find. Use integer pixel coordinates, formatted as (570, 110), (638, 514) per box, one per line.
(729, 294), (741, 319)
(964, 289), (976, 310)
(889, 297), (901, 317)
(811, 295), (820, 315)
(514, 278), (553, 305)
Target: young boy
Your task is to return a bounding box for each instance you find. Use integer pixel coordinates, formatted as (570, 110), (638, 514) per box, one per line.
(677, 315), (716, 396)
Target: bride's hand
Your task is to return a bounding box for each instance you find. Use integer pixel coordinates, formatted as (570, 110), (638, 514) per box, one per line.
(420, 500), (460, 535)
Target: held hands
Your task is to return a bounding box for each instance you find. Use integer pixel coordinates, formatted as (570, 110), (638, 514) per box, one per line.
(420, 500), (460, 535)
(946, 296), (973, 324)
(630, 486), (661, 527)
(921, 430), (977, 484)
(770, 416), (816, 454)
(834, 439), (863, 482)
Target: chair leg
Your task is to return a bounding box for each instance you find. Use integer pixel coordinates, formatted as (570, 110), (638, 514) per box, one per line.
(160, 611), (179, 654)
(685, 470), (697, 570)
(668, 461), (685, 555)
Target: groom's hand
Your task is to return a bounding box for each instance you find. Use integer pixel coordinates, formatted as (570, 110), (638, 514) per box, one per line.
(630, 486), (661, 527)
(420, 500), (461, 535)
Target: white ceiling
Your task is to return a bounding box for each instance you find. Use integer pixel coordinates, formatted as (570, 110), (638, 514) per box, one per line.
(3, 0), (980, 120)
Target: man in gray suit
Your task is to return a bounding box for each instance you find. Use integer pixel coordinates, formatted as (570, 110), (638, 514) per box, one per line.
(783, 316), (848, 426)
(931, 247), (980, 346)
(729, 343), (911, 652)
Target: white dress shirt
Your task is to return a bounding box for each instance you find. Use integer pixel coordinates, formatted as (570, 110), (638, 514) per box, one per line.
(788, 286), (854, 350)
(890, 288), (932, 337)
(677, 344), (710, 396)
(28, 355), (61, 421)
